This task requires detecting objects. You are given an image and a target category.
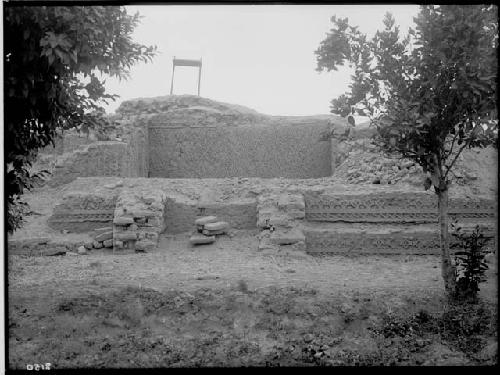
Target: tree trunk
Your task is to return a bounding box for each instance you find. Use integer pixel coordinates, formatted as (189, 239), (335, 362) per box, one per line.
(437, 185), (457, 296)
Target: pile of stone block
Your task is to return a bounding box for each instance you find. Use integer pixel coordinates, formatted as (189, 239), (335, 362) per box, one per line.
(112, 214), (157, 252)
(189, 216), (229, 246)
(76, 227), (114, 254)
(112, 188), (167, 253)
(113, 216), (141, 251)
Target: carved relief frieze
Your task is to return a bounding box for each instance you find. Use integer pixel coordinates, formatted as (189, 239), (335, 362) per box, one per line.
(305, 194), (496, 223)
(49, 210), (114, 223)
(305, 231), (442, 253)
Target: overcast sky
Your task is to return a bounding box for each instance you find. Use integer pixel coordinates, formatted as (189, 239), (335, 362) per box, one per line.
(104, 4), (420, 116)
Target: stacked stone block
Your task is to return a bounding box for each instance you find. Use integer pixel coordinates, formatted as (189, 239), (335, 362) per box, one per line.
(189, 216), (230, 246)
(112, 188), (168, 252)
(88, 226), (114, 250)
(257, 192), (306, 251)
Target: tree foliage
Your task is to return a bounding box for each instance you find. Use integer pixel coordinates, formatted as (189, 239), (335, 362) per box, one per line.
(316, 6), (497, 184)
(451, 222), (490, 301)
(316, 5), (498, 296)
(4, 5), (156, 232)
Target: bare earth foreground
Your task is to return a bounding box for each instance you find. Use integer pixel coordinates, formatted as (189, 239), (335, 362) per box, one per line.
(8, 229), (498, 368)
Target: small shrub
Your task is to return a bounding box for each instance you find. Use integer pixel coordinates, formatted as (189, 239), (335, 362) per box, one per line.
(450, 222), (491, 301)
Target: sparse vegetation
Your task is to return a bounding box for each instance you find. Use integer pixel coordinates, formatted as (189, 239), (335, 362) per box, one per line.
(451, 223), (491, 301)
(8, 286), (497, 368)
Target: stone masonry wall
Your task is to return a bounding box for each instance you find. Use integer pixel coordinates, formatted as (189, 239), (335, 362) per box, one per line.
(113, 188), (168, 252)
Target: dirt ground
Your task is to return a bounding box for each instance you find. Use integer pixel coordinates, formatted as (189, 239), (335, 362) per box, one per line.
(8, 231), (498, 368)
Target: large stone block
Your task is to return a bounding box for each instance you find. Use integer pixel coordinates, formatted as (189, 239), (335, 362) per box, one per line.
(202, 229), (226, 236)
(204, 221), (229, 231)
(103, 239), (114, 248)
(189, 234), (216, 245)
(95, 231), (113, 242)
(115, 232), (138, 241)
(113, 216), (135, 225)
(92, 241), (103, 249)
(194, 216), (218, 226)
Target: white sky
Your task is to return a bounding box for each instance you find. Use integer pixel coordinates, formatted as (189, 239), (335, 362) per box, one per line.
(104, 4), (420, 116)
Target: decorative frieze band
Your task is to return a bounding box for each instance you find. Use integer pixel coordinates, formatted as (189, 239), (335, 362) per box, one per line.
(305, 231), (442, 254)
(305, 194), (496, 223)
(48, 210), (115, 223)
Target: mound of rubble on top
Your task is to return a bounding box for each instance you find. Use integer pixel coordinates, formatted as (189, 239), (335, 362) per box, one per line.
(115, 95), (268, 122)
(113, 95), (346, 127)
(331, 136), (497, 196)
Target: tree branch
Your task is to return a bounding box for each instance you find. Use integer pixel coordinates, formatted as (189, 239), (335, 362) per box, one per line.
(444, 129), (459, 159)
(444, 141), (469, 180)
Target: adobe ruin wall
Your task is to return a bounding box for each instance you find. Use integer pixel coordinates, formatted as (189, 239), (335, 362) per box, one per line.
(38, 95), (345, 184)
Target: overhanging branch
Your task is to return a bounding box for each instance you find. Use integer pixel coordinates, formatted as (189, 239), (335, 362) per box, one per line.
(444, 140), (470, 180)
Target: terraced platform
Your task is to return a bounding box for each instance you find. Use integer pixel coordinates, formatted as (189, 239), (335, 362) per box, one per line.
(43, 177), (497, 255)
(300, 191), (496, 254)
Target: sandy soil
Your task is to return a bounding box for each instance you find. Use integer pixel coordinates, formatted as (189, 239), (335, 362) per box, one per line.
(9, 228), (498, 300)
(7, 232), (498, 368)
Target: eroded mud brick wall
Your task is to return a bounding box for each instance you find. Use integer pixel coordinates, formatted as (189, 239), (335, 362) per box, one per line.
(48, 142), (133, 187)
(148, 119), (332, 178)
(126, 127), (149, 177)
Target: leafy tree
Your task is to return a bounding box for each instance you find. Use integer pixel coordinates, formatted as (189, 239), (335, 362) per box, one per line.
(4, 5), (156, 233)
(316, 5), (498, 296)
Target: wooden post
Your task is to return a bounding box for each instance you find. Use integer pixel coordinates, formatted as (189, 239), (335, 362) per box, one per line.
(169, 56), (176, 95)
(197, 58), (202, 96)
(197, 67), (201, 96)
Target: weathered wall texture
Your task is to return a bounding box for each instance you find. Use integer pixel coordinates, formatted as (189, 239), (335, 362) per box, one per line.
(48, 187), (119, 232)
(61, 132), (96, 153)
(116, 96), (343, 179)
(48, 142), (131, 187)
(125, 127), (149, 177)
(40, 131), (97, 156)
(148, 121), (332, 178)
(163, 196), (257, 234)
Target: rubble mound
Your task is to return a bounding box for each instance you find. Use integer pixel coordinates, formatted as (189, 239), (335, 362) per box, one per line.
(331, 136), (497, 195)
(116, 95), (266, 118)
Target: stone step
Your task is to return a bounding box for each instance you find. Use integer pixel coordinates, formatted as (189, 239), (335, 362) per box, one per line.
(302, 221), (496, 255)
